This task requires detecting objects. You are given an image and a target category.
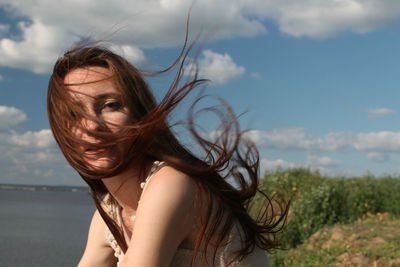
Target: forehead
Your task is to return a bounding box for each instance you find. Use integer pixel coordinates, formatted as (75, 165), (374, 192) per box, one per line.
(64, 66), (117, 99)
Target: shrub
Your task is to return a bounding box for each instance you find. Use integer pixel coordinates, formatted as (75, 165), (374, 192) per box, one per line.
(254, 168), (400, 248)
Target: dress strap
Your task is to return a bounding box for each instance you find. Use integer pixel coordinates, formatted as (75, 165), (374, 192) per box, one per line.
(104, 194), (122, 225)
(139, 161), (167, 195)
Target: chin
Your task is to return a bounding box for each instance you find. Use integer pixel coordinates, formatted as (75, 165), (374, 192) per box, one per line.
(82, 146), (121, 171)
(85, 156), (117, 171)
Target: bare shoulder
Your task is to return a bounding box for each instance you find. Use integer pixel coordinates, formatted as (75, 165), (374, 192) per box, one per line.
(143, 165), (196, 204)
(122, 166), (197, 266)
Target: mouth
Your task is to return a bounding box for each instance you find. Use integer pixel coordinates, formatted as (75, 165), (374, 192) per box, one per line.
(84, 147), (108, 155)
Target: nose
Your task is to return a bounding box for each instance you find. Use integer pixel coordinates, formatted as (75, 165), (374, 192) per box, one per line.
(72, 116), (103, 143)
(81, 116), (100, 131)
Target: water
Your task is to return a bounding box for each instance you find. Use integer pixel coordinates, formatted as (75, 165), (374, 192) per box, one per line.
(0, 190), (95, 267)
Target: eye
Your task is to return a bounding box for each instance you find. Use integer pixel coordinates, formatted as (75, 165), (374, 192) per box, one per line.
(68, 109), (80, 121)
(102, 100), (123, 111)
(69, 110), (76, 118)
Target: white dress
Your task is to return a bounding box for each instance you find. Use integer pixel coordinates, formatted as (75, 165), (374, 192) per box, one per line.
(104, 161), (272, 267)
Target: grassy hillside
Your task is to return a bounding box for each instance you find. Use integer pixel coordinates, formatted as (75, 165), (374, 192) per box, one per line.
(251, 168), (400, 266)
(269, 213), (400, 266)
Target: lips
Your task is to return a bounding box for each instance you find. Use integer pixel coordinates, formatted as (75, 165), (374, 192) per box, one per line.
(84, 146), (108, 155)
(85, 147), (109, 155)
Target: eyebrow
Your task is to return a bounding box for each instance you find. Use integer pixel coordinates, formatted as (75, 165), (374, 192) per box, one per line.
(71, 92), (121, 102)
(71, 93), (123, 110)
(93, 93), (122, 101)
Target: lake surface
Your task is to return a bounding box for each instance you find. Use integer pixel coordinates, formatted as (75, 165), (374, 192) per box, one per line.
(0, 190), (94, 267)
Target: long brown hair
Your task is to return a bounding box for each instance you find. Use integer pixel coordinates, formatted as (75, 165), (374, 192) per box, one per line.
(47, 34), (288, 265)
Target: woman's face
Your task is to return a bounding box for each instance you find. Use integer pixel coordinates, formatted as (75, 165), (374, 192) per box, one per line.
(64, 66), (131, 170)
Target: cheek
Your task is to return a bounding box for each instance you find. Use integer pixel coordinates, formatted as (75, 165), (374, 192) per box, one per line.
(103, 113), (131, 132)
(71, 125), (81, 137)
(70, 126), (87, 149)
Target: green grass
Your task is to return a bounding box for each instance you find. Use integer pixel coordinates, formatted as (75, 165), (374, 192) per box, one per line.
(268, 214), (400, 266)
(250, 168), (400, 266)
(252, 168), (400, 249)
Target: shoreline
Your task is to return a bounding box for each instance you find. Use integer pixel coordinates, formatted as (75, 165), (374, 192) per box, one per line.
(0, 184), (89, 193)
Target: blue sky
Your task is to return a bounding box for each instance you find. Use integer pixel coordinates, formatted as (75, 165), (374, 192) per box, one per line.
(1, 0), (400, 186)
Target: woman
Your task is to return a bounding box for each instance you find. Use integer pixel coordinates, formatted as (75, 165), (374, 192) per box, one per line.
(47, 40), (287, 266)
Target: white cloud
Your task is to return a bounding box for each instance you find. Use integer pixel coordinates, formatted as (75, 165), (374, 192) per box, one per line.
(44, 169), (55, 177)
(185, 50), (245, 84)
(0, 0), (264, 73)
(366, 108), (396, 116)
(242, 0), (400, 38)
(22, 150), (61, 163)
(8, 129), (55, 148)
(261, 158), (296, 169)
(250, 127), (400, 153)
(0, 105), (80, 185)
(307, 155), (341, 167)
(260, 158), (298, 171)
(110, 44), (146, 65)
(0, 1), (399, 72)
(250, 72), (261, 79)
(257, 127), (353, 151)
(242, 130), (267, 145)
(0, 19), (79, 74)
(0, 24), (9, 34)
(0, 105), (27, 129)
(256, 127), (308, 149)
(0, 18), (146, 73)
(0, 127), (80, 185)
(353, 131), (400, 152)
(367, 152), (389, 162)
(260, 157), (345, 176)
(322, 131), (356, 150)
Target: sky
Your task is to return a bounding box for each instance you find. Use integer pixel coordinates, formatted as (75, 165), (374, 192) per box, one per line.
(1, 0), (400, 186)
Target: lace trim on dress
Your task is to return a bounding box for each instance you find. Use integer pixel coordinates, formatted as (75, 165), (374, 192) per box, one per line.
(104, 161), (166, 266)
(104, 195), (124, 264)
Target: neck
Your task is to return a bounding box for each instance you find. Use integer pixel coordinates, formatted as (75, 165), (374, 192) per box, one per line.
(102, 160), (152, 214)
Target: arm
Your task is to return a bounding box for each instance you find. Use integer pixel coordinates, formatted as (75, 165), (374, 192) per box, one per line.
(78, 209), (117, 267)
(120, 166), (196, 267)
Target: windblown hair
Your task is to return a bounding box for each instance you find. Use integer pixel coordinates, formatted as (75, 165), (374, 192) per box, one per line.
(47, 36), (288, 266)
